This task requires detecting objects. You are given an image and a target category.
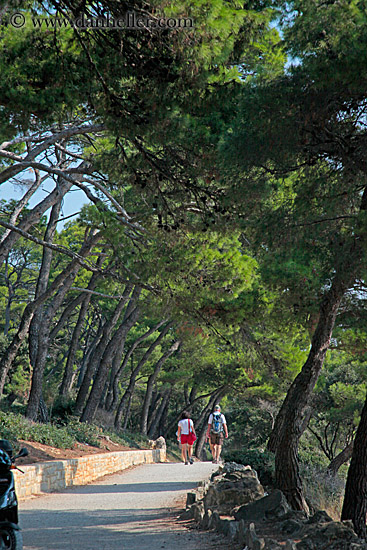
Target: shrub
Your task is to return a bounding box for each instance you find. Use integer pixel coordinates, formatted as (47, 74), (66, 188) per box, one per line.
(300, 462), (345, 520)
(0, 412), (74, 448)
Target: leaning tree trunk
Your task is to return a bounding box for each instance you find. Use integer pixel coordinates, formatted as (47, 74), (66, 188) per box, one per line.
(341, 394), (367, 537)
(80, 305), (141, 423)
(76, 318), (104, 389)
(327, 441), (354, 477)
(74, 286), (133, 415)
(0, 234), (99, 396)
(59, 294), (91, 398)
(267, 270), (354, 512)
(267, 186), (367, 512)
(140, 338), (180, 435)
(114, 322), (172, 429)
(106, 319), (167, 413)
(59, 271), (100, 397)
(26, 230), (100, 421)
(147, 388), (172, 439)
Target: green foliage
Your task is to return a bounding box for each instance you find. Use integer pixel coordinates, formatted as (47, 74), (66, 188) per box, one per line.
(0, 411), (147, 450)
(0, 411), (74, 448)
(62, 417), (103, 447)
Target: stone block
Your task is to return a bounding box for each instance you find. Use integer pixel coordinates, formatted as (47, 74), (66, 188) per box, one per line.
(234, 489), (290, 522)
(186, 491), (197, 506)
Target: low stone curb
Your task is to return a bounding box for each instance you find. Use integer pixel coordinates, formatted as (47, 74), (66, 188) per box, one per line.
(13, 448), (165, 500)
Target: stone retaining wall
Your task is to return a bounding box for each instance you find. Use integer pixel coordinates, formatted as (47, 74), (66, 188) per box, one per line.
(13, 448), (165, 500)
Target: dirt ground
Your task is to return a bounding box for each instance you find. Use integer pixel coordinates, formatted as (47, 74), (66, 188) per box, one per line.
(16, 437), (138, 466)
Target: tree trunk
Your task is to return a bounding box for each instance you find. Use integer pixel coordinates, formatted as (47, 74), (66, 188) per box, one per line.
(341, 394), (367, 537)
(76, 317), (104, 388)
(74, 286), (133, 416)
(267, 272), (353, 511)
(106, 319), (167, 413)
(26, 230), (100, 421)
(327, 441), (354, 477)
(140, 338), (180, 435)
(59, 271), (100, 397)
(28, 199), (62, 420)
(0, 231), (99, 396)
(80, 305), (141, 423)
(60, 295), (91, 398)
(148, 388), (172, 439)
(114, 323), (172, 429)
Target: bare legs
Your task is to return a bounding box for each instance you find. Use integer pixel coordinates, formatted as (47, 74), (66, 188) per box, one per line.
(181, 443), (194, 464)
(181, 442), (188, 463)
(212, 443), (222, 463)
(188, 444), (194, 463)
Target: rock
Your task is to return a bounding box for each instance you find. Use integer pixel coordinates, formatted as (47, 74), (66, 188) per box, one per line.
(233, 489), (290, 522)
(180, 506), (194, 520)
(228, 520), (239, 541)
(285, 541), (297, 550)
(307, 510), (333, 524)
(297, 519), (361, 550)
(154, 436), (166, 449)
(244, 522), (265, 550)
(186, 491), (197, 507)
(201, 509), (212, 529)
(210, 461), (252, 481)
(216, 517), (233, 536)
(280, 518), (303, 535)
(192, 501), (205, 523)
(204, 467), (264, 514)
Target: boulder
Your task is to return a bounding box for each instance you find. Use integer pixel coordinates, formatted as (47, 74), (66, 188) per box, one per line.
(154, 436), (166, 449)
(233, 489), (290, 522)
(204, 467), (264, 514)
(297, 520), (364, 550)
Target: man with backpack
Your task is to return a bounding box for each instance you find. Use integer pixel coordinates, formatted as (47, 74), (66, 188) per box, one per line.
(206, 404), (228, 464)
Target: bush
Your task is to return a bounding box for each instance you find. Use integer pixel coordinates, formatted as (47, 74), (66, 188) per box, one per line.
(65, 417), (102, 447)
(0, 411), (149, 451)
(0, 412), (74, 448)
(300, 462), (345, 520)
(223, 448), (275, 485)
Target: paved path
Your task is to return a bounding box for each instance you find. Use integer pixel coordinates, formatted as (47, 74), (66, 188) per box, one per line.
(20, 462), (221, 550)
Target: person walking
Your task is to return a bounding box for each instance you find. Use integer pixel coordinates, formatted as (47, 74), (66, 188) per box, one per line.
(177, 411), (197, 465)
(206, 404), (228, 464)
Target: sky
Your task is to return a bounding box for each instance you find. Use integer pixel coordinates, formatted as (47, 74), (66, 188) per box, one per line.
(0, 179), (89, 229)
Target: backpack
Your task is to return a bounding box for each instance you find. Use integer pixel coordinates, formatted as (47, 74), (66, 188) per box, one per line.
(211, 412), (223, 434)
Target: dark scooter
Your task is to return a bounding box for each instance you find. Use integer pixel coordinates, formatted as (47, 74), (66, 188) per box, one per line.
(0, 440), (28, 550)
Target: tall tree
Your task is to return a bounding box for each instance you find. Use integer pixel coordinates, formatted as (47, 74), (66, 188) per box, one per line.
(218, 0), (367, 510)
